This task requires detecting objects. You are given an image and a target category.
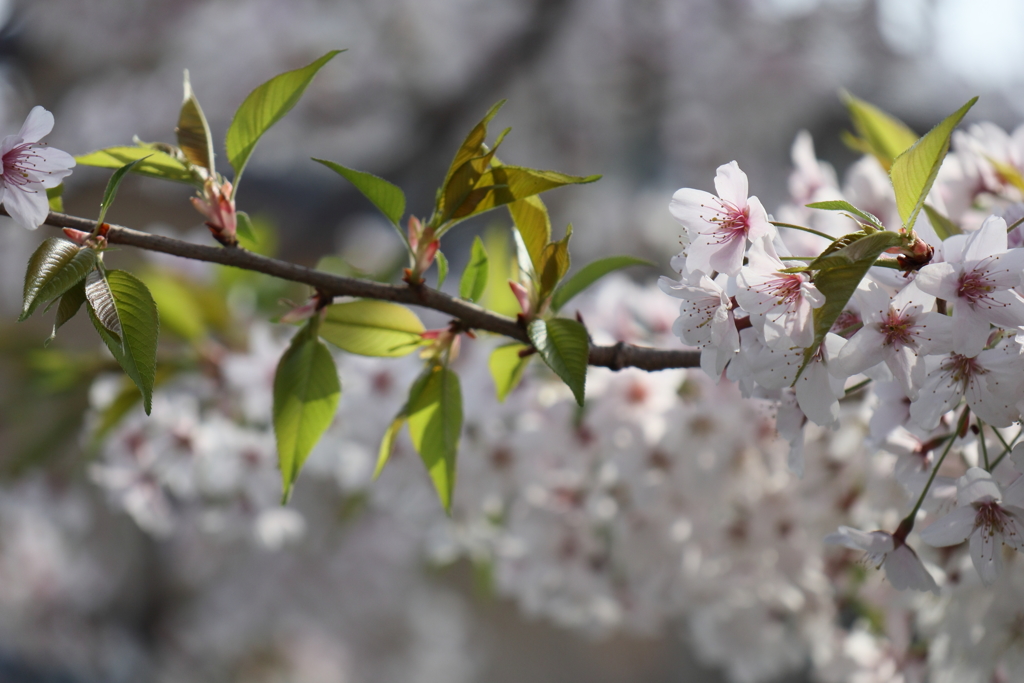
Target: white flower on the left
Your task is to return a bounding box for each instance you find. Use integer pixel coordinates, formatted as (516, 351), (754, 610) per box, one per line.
(0, 106), (75, 230)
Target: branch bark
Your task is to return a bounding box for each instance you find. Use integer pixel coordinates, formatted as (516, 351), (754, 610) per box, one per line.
(15, 209), (701, 372)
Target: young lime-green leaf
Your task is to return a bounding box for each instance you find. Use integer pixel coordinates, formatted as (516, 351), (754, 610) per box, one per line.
(922, 204), (961, 240)
(96, 156), (150, 228)
(511, 226), (537, 286)
(313, 158), (406, 227)
(449, 165), (601, 225)
(841, 92), (919, 171)
(440, 101), (506, 198)
(459, 236), (489, 302)
(225, 50), (343, 190)
(45, 279), (86, 346)
(482, 226), (520, 317)
(235, 210), (258, 245)
(551, 255), (652, 312)
(538, 225), (572, 299)
(890, 97), (977, 232)
(436, 251), (449, 289)
(406, 364), (463, 512)
(20, 239), (96, 321)
(140, 270), (205, 342)
(75, 146), (195, 185)
(320, 300), (425, 357)
(508, 194), (550, 274)
(273, 322), (341, 502)
(46, 185), (64, 213)
(176, 70), (215, 175)
(809, 230), (904, 272)
(528, 318), (588, 406)
(87, 270), (159, 414)
(439, 129), (509, 223)
(489, 343), (530, 402)
(374, 364), (436, 479)
(805, 200), (885, 231)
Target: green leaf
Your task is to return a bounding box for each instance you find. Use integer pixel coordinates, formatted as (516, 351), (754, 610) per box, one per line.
(273, 321), (341, 501)
(87, 270), (159, 414)
(225, 50), (343, 190)
(508, 194), (550, 275)
(176, 70), (215, 175)
(439, 129), (509, 224)
(320, 300), (425, 357)
(528, 318), (588, 406)
(489, 343), (530, 402)
(890, 97), (977, 232)
(805, 200), (885, 231)
(45, 279), (86, 346)
(85, 269), (121, 338)
(922, 204), (961, 240)
(797, 231), (905, 379)
(75, 146), (195, 184)
(96, 156), (150, 228)
(436, 251), (449, 289)
(551, 255), (652, 312)
(449, 165), (601, 225)
(313, 158), (406, 227)
(20, 238), (96, 321)
(538, 225), (573, 300)
(407, 364), (462, 512)
(481, 226), (520, 317)
(46, 185), (64, 213)
(235, 210), (258, 245)
(459, 236), (489, 302)
(438, 101), (506, 209)
(841, 92), (919, 171)
(373, 417), (405, 480)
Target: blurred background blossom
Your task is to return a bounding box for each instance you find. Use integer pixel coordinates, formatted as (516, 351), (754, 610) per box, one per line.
(1, 0), (1024, 681)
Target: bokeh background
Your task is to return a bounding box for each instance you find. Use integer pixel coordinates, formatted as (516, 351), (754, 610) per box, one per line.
(0, 0), (1021, 681)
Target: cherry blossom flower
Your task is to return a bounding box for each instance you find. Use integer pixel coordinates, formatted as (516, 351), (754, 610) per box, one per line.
(831, 282), (950, 399)
(736, 236), (825, 349)
(920, 468), (1024, 585)
(659, 272), (739, 378)
(915, 216), (1024, 356)
(669, 161), (773, 276)
(824, 526), (939, 593)
(750, 333), (846, 427)
(909, 343), (1024, 430)
(0, 106), (75, 230)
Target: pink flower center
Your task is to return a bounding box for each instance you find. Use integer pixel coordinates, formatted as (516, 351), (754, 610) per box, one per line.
(753, 273), (804, 305)
(879, 309), (914, 347)
(702, 198), (750, 244)
(1, 142), (45, 188)
(943, 353), (985, 385)
(974, 500), (1009, 536)
(956, 268), (996, 308)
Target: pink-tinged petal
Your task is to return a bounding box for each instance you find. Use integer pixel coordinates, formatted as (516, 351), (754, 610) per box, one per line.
(713, 161), (748, 207)
(914, 262), (959, 300)
(669, 188), (717, 232)
(802, 282), (825, 308)
(891, 280), (935, 314)
(685, 232), (716, 275)
(978, 289), (1024, 330)
(920, 506), (976, 547)
(969, 526), (1003, 585)
(16, 106), (54, 143)
(26, 146), (76, 189)
(744, 195), (774, 241)
(1001, 506), (1024, 551)
(885, 344), (923, 400)
(2, 182), (49, 230)
(965, 372), (1020, 428)
(706, 231), (747, 276)
(0, 134), (19, 156)
(958, 467), (1003, 504)
(914, 312), (953, 355)
(963, 215), (1008, 262)
(981, 249), (1024, 288)
(823, 527), (894, 554)
(832, 327), (886, 378)
(938, 234), (968, 265)
(951, 307), (993, 357)
(883, 545), (939, 594)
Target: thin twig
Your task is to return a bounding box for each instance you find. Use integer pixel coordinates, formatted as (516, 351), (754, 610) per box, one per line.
(13, 209), (702, 372)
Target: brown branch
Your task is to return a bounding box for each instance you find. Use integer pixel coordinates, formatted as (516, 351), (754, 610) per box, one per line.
(19, 209), (701, 372)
